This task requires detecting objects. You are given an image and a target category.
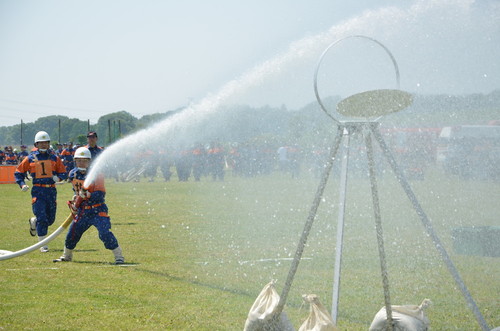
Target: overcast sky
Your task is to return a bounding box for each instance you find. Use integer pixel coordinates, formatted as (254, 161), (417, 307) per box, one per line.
(1, 0), (498, 127)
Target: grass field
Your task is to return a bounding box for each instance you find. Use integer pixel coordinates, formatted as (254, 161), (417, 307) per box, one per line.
(1, 166), (499, 330)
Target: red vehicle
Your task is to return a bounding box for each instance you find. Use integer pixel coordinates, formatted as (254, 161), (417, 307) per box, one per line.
(380, 127), (441, 179)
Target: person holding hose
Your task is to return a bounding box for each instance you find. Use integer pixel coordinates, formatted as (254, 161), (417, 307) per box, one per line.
(53, 147), (124, 264)
(14, 131), (67, 252)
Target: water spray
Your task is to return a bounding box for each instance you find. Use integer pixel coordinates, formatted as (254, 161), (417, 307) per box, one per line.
(270, 35), (492, 331)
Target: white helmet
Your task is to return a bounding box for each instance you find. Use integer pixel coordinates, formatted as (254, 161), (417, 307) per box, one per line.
(74, 147), (92, 159)
(34, 131), (51, 143)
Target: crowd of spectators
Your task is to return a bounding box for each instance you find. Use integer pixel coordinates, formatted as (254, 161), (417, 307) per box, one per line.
(122, 142), (333, 183)
(1, 141), (88, 180)
(5, 129), (435, 183)
(0, 145), (29, 165)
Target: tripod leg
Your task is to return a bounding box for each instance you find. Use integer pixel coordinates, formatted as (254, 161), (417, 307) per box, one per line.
(331, 126), (351, 323)
(370, 124), (490, 331)
(276, 126), (344, 316)
(365, 130), (394, 331)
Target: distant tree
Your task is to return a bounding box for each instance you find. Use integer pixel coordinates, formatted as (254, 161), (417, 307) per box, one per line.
(95, 111), (138, 146)
(62, 118), (88, 143)
(76, 134), (87, 146)
(137, 113), (170, 129)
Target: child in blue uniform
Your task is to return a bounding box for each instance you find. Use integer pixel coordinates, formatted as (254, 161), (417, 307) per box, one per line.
(17, 145), (29, 163)
(15, 131), (67, 252)
(4, 146), (17, 164)
(54, 147), (124, 264)
(60, 142), (75, 178)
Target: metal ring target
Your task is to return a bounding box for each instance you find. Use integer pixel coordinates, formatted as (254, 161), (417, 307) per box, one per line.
(313, 35), (402, 122)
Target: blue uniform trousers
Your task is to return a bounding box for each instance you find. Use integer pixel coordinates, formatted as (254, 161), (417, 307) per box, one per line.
(31, 186), (57, 236)
(65, 205), (119, 250)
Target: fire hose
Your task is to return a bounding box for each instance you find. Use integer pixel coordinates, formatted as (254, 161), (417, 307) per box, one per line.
(0, 214), (73, 261)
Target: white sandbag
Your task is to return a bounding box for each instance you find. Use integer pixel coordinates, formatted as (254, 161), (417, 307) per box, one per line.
(243, 280), (295, 331)
(298, 294), (338, 331)
(369, 299), (432, 331)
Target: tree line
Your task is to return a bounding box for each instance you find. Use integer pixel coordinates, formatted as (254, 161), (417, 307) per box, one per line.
(0, 110), (179, 147)
(1, 90), (498, 147)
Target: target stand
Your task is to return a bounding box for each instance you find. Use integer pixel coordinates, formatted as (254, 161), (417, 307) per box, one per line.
(272, 36), (491, 331)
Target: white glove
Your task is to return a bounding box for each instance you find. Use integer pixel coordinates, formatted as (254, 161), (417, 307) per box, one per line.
(21, 185), (29, 192)
(68, 195), (78, 214)
(52, 175), (60, 182)
(79, 189), (91, 199)
(69, 202), (78, 214)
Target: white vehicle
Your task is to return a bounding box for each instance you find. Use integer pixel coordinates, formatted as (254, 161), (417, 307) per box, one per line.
(437, 125), (500, 178)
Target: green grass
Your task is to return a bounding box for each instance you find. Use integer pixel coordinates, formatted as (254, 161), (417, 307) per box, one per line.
(1, 167), (499, 330)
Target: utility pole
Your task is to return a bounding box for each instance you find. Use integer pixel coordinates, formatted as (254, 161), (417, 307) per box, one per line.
(108, 119), (112, 145)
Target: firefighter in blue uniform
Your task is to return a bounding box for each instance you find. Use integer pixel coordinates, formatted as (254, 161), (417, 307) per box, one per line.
(84, 131), (104, 160)
(61, 142), (75, 177)
(53, 147), (124, 264)
(4, 146), (17, 165)
(18, 145), (29, 163)
(54, 143), (63, 158)
(207, 142), (225, 181)
(15, 131), (67, 252)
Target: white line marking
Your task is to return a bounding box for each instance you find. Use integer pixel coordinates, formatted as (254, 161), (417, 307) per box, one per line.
(5, 264), (137, 271)
(194, 257), (313, 266)
(6, 267), (60, 271)
(238, 257), (312, 265)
